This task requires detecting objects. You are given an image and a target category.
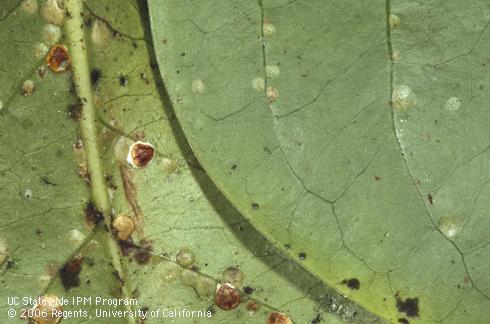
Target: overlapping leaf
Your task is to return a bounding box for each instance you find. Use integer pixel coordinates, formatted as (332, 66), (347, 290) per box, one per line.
(148, 0), (490, 322)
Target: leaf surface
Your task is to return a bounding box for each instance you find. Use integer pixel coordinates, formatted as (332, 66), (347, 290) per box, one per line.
(148, 0), (490, 322)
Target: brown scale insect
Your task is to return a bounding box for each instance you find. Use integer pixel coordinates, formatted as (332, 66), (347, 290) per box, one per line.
(46, 45), (70, 72)
(267, 312), (292, 324)
(215, 283), (240, 310)
(127, 141), (155, 168)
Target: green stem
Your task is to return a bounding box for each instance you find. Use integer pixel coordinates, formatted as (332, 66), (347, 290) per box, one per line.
(63, 1), (135, 323)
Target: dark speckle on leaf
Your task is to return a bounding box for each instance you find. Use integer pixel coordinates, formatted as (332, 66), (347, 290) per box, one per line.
(311, 314), (322, 324)
(68, 100), (83, 121)
(41, 176), (57, 186)
(243, 286), (254, 294)
(60, 258), (82, 290)
(5, 259), (15, 270)
(119, 75), (128, 87)
(83, 15), (93, 27)
(85, 202), (103, 225)
(251, 202), (259, 210)
(342, 278), (360, 290)
(90, 68), (101, 87)
(118, 240), (152, 265)
(398, 318), (409, 324)
(134, 247), (151, 264)
(427, 193), (433, 204)
(118, 240), (136, 256)
(396, 293), (419, 318)
(298, 252), (307, 260)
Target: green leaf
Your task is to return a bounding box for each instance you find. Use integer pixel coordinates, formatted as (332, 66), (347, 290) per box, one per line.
(148, 0), (490, 322)
(0, 0), (382, 323)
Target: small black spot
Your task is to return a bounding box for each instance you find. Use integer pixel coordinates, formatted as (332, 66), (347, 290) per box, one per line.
(118, 240), (136, 256)
(231, 164), (237, 170)
(119, 75), (128, 87)
(396, 293), (419, 318)
(263, 146), (272, 154)
(134, 246), (152, 265)
(117, 240), (152, 265)
(398, 318), (409, 324)
(243, 286), (254, 294)
(427, 193), (433, 205)
(251, 202), (259, 210)
(36, 229), (43, 235)
(90, 68), (101, 87)
(298, 252), (307, 260)
(374, 175), (381, 181)
(41, 176), (57, 186)
(68, 100), (83, 121)
(60, 259), (82, 290)
(284, 244), (291, 250)
(85, 202), (103, 225)
(311, 313), (322, 324)
(83, 16), (93, 27)
(5, 259), (15, 270)
(105, 175), (117, 190)
(180, 52), (186, 56)
(342, 278), (360, 290)
(190, 264), (199, 272)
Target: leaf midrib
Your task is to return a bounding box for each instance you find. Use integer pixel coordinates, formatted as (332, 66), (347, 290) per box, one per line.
(63, 1), (135, 323)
